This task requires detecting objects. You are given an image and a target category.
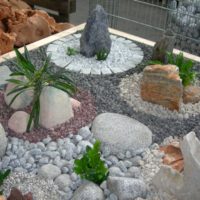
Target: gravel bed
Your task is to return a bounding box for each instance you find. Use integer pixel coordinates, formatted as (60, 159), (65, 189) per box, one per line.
(119, 73), (200, 119)
(0, 126), (170, 200)
(2, 172), (61, 200)
(2, 34), (200, 143)
(0, 90), (96, 143)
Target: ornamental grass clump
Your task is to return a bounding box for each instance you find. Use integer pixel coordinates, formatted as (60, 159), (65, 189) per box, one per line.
(0, 169), (10, 195)
(73, 140), (109, 185)
(166, 52), (196, 87)
(6, 46), (77, 132)
(96, 49), (109, 61)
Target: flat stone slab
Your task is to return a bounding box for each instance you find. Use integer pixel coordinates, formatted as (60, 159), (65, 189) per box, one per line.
(46, 34), (143, 75)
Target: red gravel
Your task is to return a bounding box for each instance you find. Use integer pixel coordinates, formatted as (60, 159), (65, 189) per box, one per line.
(0, 89), (97, 142)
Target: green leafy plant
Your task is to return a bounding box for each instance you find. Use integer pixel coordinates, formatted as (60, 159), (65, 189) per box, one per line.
(0, 169), (11, 195)
(166, 52), (196, 87)
(66, 47), (77, 56)
(73, 140), (109, 185)
(6, 46), (77, 132)
(96, 49), (109, 61)
(147, 60), (162, 65)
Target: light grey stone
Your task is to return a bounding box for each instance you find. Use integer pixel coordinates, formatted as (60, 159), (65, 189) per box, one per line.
(47, 142), (58, 151)
(153, 132), (200, 200)
(42, 136), (52, 144)
(72, 182), (104, 200)
(39, 86), (73, 129)
(109, 167), (124, 177)
(92, 113), (152, 155)
(4, 77), (33, 110)
(109, 193), (118, 200)
(78, 126), (92, 139)
(0, 65), (11, 86)
(38, 164), (61, 180)
(39, 157), (49, 164)
(80, 5), (111, 58)
(107, 155), (118, 165)
(117, 161), (127, 173)
(107, 176), (147, 200)
(0, 123), (7, 158)
(2, 156), (10, 168)
(55, 174), (71, 191)
(125, 166), (141, 178)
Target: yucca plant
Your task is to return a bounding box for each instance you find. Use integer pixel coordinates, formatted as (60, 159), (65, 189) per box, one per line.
(66, 47), (78, 56)
(6, 46), (77, 132)
(167, 52), (196, 87)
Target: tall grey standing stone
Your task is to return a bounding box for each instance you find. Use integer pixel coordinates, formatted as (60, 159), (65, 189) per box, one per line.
(91, 113), (152, 155)
(72, 182), (104, 200)
(153, 132), (200, 200)
(80, 5), (112, 57)
(0, 123), (7, 158)
(151, 29), (175, 63)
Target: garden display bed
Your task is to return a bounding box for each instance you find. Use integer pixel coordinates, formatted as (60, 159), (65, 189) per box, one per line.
(0, 21), (200, 200)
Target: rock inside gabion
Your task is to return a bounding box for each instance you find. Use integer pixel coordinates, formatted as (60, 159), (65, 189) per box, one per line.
(80, 4), (112, 57)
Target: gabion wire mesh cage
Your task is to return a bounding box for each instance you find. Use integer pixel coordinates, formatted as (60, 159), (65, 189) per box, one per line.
(89, 0), (200, 56)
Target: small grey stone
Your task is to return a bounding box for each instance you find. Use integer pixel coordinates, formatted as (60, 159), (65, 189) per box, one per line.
(117, 161), (127, 173)
(44, 151), (60, 159)
(61, 167), (69, 174)
(47, 142), (58, 151)
(37, 142), (46, 150)
(57, 138), (64, 146)
(2, 156), (10, 168)
(27, 157), (35, 164)
(130, 156), (142, 166)
(72, 182), (104, 200)
(75, 135), (83, 142)
(107, 177), (147, 199)
(125, 166), (141, 178)
(109, 193), (118, 200)
(55, 174), (71, 191)
(0, 124), (7, 158)
(78, 141), (93, 152)
(78, 126), (92, 139)
(30, 149), (42, 156)
(109, 167), (124, 177)
(125, 151), (132, 159)
(124, 160), (132, 168)
(38, 164), (61, 180)
(102, 145), (111, 157)
(39, 157), (49, 164)
(100, 181), (107, 190)
(71, 173), (78, 181)
(107, 155), (118, 165)
(42, 136), (52, 144)
(117, 153), (125, 160)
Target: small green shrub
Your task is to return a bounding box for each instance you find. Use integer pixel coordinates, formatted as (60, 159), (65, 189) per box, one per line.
(66, 47), (77, 56)
(166, 52), (196, 87)
(0, 169), (11, 195)
(6, 46), (77, 132)
(96, 49), (109, 61)
(73, 140), (109, 185)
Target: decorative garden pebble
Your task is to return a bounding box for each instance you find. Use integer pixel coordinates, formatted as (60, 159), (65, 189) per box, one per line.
(72, 182), (105, 200)
(80, 5), (111, 58)
(47, 34), (143, 75)
(0, 123), (7, 158)
(8, 111), (33, 134)
(38, 164), (61, 180)
(91, 113), (152, 155)
(39, 86), (74, 129)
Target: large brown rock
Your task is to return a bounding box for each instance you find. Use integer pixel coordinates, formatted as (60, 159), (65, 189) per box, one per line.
(183, 85), (200, 104)
(0, 30), (16, 55)
(140, 64), (183, 111)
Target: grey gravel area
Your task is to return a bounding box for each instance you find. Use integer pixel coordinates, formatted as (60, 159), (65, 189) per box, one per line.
(0, 126), (167, 200)
(2, 34), (200, 143)
(2, 172), (61, 200)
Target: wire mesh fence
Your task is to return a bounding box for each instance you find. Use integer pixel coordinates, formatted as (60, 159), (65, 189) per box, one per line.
(89, 0), (200, 56)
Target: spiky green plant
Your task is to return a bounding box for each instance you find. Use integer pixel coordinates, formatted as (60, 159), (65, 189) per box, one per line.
(0, 169), (11, 195)
(6, 46), (77, 132)
(96, 49), (109, 61)
(166, 52), (196, 87)
(73, 140), (109, 185)
(66, 47), (77, 56)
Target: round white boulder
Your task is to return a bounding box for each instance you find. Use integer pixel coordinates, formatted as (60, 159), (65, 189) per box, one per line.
(91, 113), (152, 154)
(0, 123), (7, 158)
(39, 86), (74, 129)
(4, 77), (33, 110)
(8, 111), (33, 134)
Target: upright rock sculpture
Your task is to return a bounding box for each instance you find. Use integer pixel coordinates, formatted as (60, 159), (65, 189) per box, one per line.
(152, 29), (175, 63)
(153, 132), (200, 200)
(140, 64), (183, 111)
(80, 5), (111, 57)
